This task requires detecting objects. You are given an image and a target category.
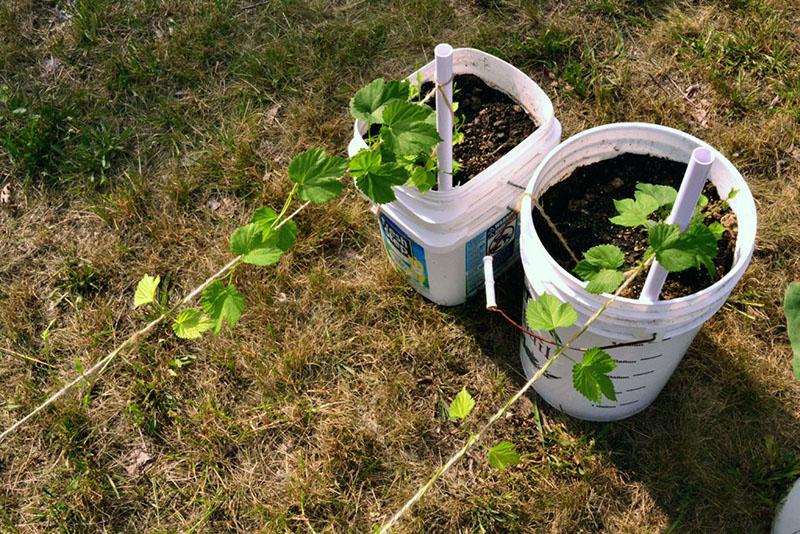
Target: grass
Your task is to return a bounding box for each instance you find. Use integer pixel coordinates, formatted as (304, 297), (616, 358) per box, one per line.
(1, 0), (800, 531)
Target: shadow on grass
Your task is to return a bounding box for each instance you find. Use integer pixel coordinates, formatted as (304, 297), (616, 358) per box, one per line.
(442, 260), (799, 532)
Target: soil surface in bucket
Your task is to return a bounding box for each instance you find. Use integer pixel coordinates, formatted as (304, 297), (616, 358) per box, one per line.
(420, 74), (538, 187)
(533, 153), (739, 300)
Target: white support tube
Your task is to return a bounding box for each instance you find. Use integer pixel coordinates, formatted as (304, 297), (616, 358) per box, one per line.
(483, 256), (497, 309)
(640, 147), (715, 302)
(435, 43), (454, 191)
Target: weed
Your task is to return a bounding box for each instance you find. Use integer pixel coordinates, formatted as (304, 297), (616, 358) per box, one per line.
(61, 258), (103, 297)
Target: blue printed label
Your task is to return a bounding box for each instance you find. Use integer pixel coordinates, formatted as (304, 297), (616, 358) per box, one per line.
(465, 211), (519, 296)
(379, 213), (429, 289)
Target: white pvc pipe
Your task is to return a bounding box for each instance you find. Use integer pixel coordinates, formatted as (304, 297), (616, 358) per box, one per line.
(435, 43), (454, 191)
(639, 146), (715, 302)
(483, 256), (496, 309)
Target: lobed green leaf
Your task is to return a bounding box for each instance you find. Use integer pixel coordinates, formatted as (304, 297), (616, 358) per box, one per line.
(448, 387), (475, 421)
(648, 222), (718, 275)
(574, 245), (626, 294)
(350, 148), (408, 204)
(251, 207), (297, 251)
(609, 191), (659, 227)
(406, 163), (437, 193)
(230, 223), (283, 266)
(172, 308), (214, 339)
(526, 293), (577, 332)
(350, 78), (411, 124)
(288, 148), (347, 204)
(708, 221), (725, 240)
(200, 281), (245, 334)
(487, 441), (521, 470)
(134, 274), (160, 307)
(379, 100), (440, 157)
(636, 183), (677, 208)
(572, 347), (617, 403)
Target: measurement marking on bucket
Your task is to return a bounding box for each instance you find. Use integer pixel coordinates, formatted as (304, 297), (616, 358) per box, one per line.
(619, 400), (639, 407)
(615, 359), (637, 364)
(522, 342), (560, 379)
(599, 333), (657, 349)
(626, 385), (647, 393)
(609, 375), (630, 380)
(640, 353), (663, 361)
(633, 370), (655, 377)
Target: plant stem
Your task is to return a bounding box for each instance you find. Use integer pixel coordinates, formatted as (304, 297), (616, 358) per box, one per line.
(378, 258), (652, 533)
(273, 183), (299, 227)
(0, 202), (311, 444)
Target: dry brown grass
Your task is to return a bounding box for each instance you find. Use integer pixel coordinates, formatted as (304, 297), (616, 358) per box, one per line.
(1, 0), (800, 531)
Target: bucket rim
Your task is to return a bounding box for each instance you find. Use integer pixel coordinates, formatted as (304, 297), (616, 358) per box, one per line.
(520, 121), (757, 310)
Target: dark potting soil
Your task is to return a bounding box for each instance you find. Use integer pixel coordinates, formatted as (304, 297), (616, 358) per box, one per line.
(532, 153), (739, 300)
(420, 74), (538, 186)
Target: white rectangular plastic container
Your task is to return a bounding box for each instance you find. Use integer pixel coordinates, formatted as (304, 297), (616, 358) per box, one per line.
(349, 48), (561, 306)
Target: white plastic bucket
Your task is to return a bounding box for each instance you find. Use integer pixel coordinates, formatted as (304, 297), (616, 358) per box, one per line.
(519, 123), (757, 421)
(349, 48), (561, 306)
(774, 478), (800, 534)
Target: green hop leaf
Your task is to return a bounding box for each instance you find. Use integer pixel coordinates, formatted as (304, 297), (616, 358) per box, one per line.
(448, 387), (475, 421)
(230, 223), (283, 266)
(251, 207), (297, 251)
(636, 183), (678, 208)
(379, 100), (441, 157)
(708, 221), (725, 240)
(647, 222), (681, 251)
(572, 347), (617, 403)
(526, 293), (578, 332)
(200, 281), (245, 334)
(609, 191), (660, 227)
(350, 148), (408, 204)
(574, 244), (626, 294)
(684, 223), (718, 276)
(350, 78), (411, 123)
(172, 308), (213, 339)
(648, 222), (718, 275)
(407, 165), (437, 193)
(487, 441), (521, 470)
(287, 148), (347, 204)
(134, 274), (160, 307)
(785, 282), (800, 381)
